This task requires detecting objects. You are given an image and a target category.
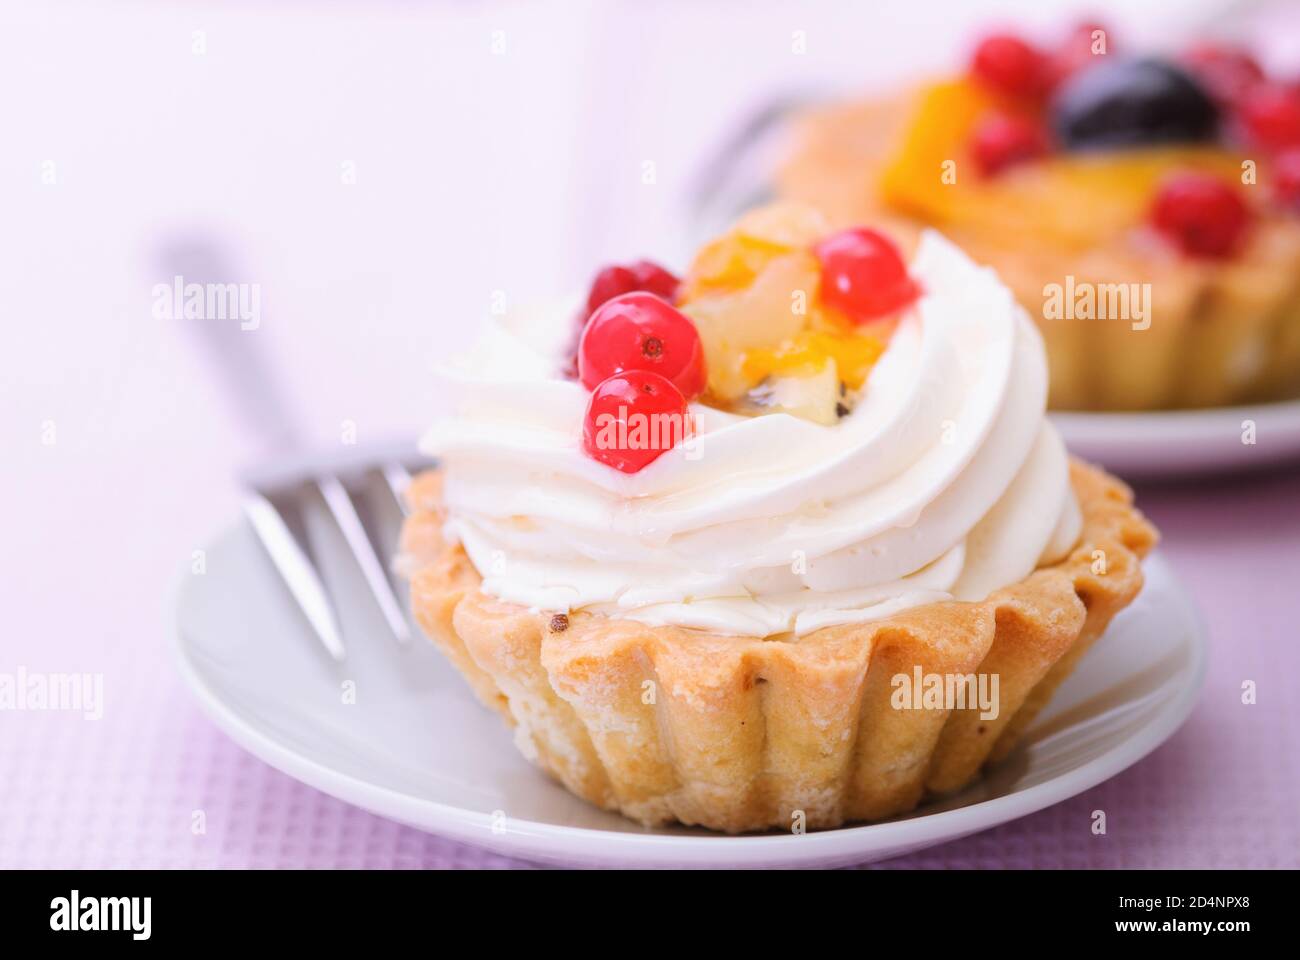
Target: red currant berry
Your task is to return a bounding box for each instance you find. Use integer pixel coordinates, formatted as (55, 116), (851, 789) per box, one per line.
(814, 228), (919, 323)
(578, 292), (706, 398)
(585, 265), (637, 318)
(1239, 82), (1300, 152)
(971, 33), (1050, 99)
(629, 260), (680, 302)
(1273, 149), (1300, 210)
(1048, 21), (1114, 89)
(583, 260), (680, 318)
(582, 371), (691, 474)
(1181, 43), (1264, 106)
(1151, 173), (1253, 258)
(971, 113), (1050, 176)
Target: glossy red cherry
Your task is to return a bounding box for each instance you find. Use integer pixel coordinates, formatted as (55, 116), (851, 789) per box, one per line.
(1239, 82), (1300, 152)
(583, 260), (680, 318)
(972, 113), (1051, 176)
(578, 292), (706, 398)
(582, 371), (691, 473)
(1181, 43), (1265, 106)
(1151, 173), (1253, 258)
(1273, 149), (1300, 210)
(970, 33), (1050, 99)
(813, 228), (919, 323)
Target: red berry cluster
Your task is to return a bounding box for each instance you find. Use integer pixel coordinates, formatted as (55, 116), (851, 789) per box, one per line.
(971, 22), (1113, 100)
(1151, 173), (1252, 258)
(576, 264), (701, 474)
(965, 24), (1300, 256)
(1178, 43), (1300, 214)
(574, 230), (918, 472)
(971, 112), (1050, 177)
(965, 24), (1110, 176)
(1159, 42), (1300, 256)
(1181, 44), (1265, 108)
(584, 260), (680, 318)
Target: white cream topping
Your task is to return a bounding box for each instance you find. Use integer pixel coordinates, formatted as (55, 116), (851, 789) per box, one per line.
(421, 231), (1081, 638)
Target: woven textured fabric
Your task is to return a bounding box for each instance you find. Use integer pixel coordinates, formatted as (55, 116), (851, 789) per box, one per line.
(2, 472), (1297, 869)
(7, 0), (1300, 873)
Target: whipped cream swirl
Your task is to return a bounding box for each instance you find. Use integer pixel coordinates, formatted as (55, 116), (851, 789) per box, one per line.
(422, 232), (1081, 637)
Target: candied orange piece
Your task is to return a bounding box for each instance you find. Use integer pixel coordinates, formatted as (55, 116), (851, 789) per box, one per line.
(732, 202), (832, 248)
(681, 251), (819, 401)
(679, 202), (900, 408)
(681, 203), (831, 300)
(741, 329), (885, 391)
(879, 78), (1001, 221)
(682, 233), (786, 299)
(879, 79), (1248, 250)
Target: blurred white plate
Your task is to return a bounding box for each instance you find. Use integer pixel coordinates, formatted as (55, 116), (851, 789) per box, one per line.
(1051, 399), (1300, 480)
(176, 496), (1205, 868)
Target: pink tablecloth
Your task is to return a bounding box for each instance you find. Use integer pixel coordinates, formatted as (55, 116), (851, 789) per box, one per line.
(3, 465), (1297, 870)
(3, 0), (1299, 870)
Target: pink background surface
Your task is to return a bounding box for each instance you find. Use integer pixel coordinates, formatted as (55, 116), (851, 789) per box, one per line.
(3, 0), (1298, 868)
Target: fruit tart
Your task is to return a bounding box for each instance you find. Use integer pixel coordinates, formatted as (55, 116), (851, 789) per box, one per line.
(398, 203), (1156, 833)
(778, 23), (1300, 410)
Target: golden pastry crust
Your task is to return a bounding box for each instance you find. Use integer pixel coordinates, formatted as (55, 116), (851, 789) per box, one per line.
(777, 95), (1300, 411)
(399, 461), (1156, 833)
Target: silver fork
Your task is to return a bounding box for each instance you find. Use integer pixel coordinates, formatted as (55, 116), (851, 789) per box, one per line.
(162, 235), (427, 661)
(681, 88), (823, 248)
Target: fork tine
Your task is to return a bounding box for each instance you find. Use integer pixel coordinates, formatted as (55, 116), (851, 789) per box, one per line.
(242, 491), (346, 662)
(684, 92), (814, 223)
(380, 462), (412, 515)
(316, 474), (411, 644)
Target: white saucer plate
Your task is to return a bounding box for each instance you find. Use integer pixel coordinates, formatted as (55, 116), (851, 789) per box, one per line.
(1051, 398), (1300, 480)
(176, 502), (1206, 868)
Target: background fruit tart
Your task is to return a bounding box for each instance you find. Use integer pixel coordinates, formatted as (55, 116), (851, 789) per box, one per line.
(778, 22), (1300, 411)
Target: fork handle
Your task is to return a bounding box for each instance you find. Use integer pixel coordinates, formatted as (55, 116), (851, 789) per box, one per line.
(158, 233), (305, 454)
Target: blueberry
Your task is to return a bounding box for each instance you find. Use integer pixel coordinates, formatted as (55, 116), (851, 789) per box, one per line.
(1051, 58), (1219, 150)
